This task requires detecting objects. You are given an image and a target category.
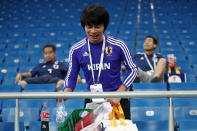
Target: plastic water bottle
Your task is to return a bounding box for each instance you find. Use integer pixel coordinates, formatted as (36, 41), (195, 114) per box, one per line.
(56, 101), (67, 123)
(40, 102), (49, 131)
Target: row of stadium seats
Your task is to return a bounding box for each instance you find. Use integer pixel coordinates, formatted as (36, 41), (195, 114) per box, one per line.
(0, 120), (196, 131)
(0, 0), (196, 130)
(0, 83), (197, 131)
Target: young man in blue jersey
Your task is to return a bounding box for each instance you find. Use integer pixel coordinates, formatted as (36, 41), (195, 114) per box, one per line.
(15, 44), (81, 91)
(134, 36), (167, 82)
(63, 5), (138, 119)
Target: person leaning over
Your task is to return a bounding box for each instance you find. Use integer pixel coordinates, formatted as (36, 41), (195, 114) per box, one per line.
(62, 5), (138, 119)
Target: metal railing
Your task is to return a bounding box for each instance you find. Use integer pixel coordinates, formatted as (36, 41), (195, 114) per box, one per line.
(1, 91), (197, 131)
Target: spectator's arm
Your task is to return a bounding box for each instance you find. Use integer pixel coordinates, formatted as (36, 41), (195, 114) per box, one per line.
(15, 72), (32, 84)
(153, 58), (167, 78)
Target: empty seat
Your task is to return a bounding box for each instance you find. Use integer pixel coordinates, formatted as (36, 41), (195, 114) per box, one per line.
(135, 120), (168, 131)
(170, 83), (197, 122)
(1, 76), (16, 86)
(179, 120), (197, 131)
(2, 108), (15, 122)
(131, 98), (169, 121)
(65, 99), (84, 113)
(2, 99), (16, 108)
(24, 121), (58, 131)
(0, 85), (20, 92)
(74, 83), (88, 92)
(133, 83), (167, 91)
(20, 99), (44, 108)
(24, 121), (41, 131)
(23, 84), (56, 92)
(169, 83), (197, 90)
(173, 98), (197, 121)
(19, 108), (40, 122)
(186, 75), (196, 83)
(0, 122), (24, 131)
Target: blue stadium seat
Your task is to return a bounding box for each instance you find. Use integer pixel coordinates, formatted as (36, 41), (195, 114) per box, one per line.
(0, 99), (2, 120)
(23, 84), (56, 92)
(0, 0), (196, 130)
(179, 120), (197, 131)
(24, 121), (58, 131)
(186, 75), (196, 83)
(65, 99), (84, 114)
(19, 108), (40, 122)
(75, 83), (88, 92)
(1, 100), (16, 122)
(18, 65), (34, 73)
(0, 65), (18, 75)
(24, 121), (41, 131)
(19, 99), (44, 108)
(49, 122), (58, 131)
(133, 83), (167, 91)
(173, 98), (197, 121)
(2, 108), (15, 122)
(0, 122), (24, 131)
(188, 55), (197, 64)
(2, 99), (16, 108)
(0, 74), (4, 85)
(170, 83), (197, 122)
(169, 83), (197, 90)
(135, 120), (168, 131)
(1, 75), (17, 86)
(0, 85), (20, 92)
(131, 98), (169, 121)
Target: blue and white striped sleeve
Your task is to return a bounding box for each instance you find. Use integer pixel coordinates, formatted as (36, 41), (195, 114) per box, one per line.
(120, 42), (138, 88)
(64, 46), (80, 91)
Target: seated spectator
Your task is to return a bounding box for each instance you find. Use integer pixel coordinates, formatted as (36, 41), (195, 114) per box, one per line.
(133, 35), (167, 82)
(15, 44), (81, 91)
(164, 54), (186, 83)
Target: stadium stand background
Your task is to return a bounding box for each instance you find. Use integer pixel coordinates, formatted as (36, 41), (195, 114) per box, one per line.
(0, 0), (196, 130)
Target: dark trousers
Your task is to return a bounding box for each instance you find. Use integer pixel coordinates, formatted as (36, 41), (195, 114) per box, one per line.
(84, 98), (131, 120)
(25, 75), (60, 84)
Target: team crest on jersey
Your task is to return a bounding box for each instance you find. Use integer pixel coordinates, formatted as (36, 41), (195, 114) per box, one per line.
(105, 46), (112, 56)
(53, 64), (59, 69)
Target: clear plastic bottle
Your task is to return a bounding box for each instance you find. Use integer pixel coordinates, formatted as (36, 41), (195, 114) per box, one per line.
(40, 102), (49, 131)
(56, 101), (67, 123)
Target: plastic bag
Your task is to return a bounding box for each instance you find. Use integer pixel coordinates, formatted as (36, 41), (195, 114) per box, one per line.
(102, 104), (138, 131)
(81, 102), (112, 131)
(86, 102), (112, 122)
(58, 109), (92, 131)
(102, 120), (138, 131)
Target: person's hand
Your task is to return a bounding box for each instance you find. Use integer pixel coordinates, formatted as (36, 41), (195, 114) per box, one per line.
(106, 98), (121, 106)
(18, 80), (27, 86)
(56, 80), (65, 89)
(106, 84), (126, 106)
(56, 88), (72, 103)
(15, 74), (22, 84)
(56, 89), (63, 102)
(17, 80), (27, 91)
